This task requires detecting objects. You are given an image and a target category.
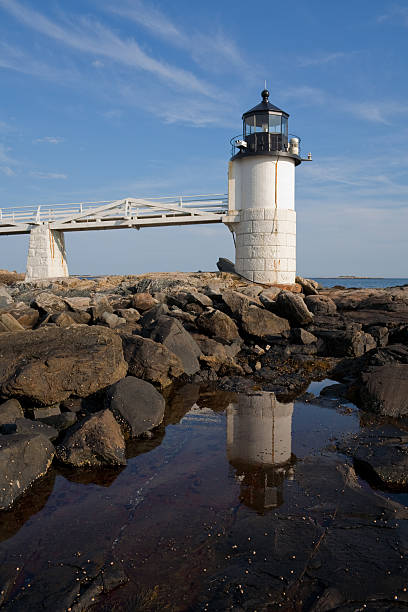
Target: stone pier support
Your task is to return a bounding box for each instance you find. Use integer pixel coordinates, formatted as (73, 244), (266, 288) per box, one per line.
(25, 224), (69, 281)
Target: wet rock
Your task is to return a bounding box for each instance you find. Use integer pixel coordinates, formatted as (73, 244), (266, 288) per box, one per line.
(33, 405), (61, 419)
(309, 587), (344, 611)
(0, 313), (25, 332)
(304, 294), (337, 315)
(196, 309), (241, 344)
(57, 409), (126, 467)
(131, 292), (157, 312)
(319, 383), (349, 399)
(296, 275), (320, 296)
(107, 376), (165, 437)
(150, 316), (201, 376)
(0, 326), (127, 405)
(0, 433), (54, 510)
(30, 292), (67, 314)
(121, 334), (184, 388)
(359, 364), (408, 417)
(274, 291), (314, 325)
(0, 399), (24, 425)
(354, 444), (408, 490)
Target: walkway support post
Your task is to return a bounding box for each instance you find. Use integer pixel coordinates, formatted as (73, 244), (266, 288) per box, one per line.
(25, 224), (69, 281)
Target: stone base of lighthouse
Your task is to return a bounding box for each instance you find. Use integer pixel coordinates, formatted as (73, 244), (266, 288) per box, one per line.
(25, 225), (69, 281)
(234, 207), (296, 284)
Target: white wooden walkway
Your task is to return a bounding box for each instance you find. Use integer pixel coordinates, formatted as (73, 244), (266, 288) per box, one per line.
(0, 194), (228, 235)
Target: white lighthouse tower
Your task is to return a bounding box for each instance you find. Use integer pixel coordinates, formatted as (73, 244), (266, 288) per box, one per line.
(225, 89), (308, 286)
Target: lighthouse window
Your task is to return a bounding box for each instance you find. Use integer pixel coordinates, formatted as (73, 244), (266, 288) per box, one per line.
(281, 116), (288, 137)
(269, 114), (282, 133)
(244, 115), (255, 136)
(255, 114), (269, 132)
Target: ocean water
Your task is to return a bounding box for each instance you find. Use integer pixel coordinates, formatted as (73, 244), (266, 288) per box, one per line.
(311, 277), (408, 289)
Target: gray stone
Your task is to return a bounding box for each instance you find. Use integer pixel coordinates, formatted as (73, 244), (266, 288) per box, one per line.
(100, 311), (126, 329)
(63, 296), (91, 311)
(259, 287), (282, 308)
(30, 292), (67, 314)
(115, 308), (141, 322)
(150, 315), (201, 375)
(0, 285), (14, 308)
(0, 433), (54, 510)
(359, 364), (408, 418)
(289, 328), (318, 345)
(39, 412), (77, 432)
(33, 405), (61, 419)
(13, 417), (58, 441)
(121, 334), (184, 388)
(216, 257), (235, 273)
(295, 275), (320, 295)
(274, 291), (314, 325)
(57, 409), (126, 467)
(222, 289), (261, 315)
(107, 376), (165, 437)
(241, 305), (290, 338)
(49, 312), (78, 327)
(0, 399), (24, 425)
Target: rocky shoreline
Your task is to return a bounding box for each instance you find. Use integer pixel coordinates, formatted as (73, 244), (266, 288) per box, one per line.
(0, 270), (407, 511)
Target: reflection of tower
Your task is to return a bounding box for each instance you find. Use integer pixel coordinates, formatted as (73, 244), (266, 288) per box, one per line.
(227, 392), (295, 513)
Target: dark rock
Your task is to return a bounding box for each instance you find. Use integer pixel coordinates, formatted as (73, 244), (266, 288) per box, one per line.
(0, 399), (24, 425)
(304, 294), (337, 315)
(13, 417), (59, 441)
(314, 329), (376, 357)
(319, 383), (349, 399)
(216, 257), (235, 273)
(289, 328), (317, 345)
(0, 313), (25, 332)
(196, 337), (242, 373)
(196, 309), (241, 344)
(168, 290), (212, 310)
(241, 305), (290, 338)
(359, 364), (408, 417)
(131, 292), (157, 311)
(354, 444), (408, 490)
(274, 291), (314, 325)
(107, 376), (165, 437)
(365, 324), (389, 347)
(0, 433), (54, 510)
(89, 296), (113, 322)
(60, 397), (83, 413)
(222, 289), (261, 315)
(0, 422), (16, 434)
(30, 292), (67, 314)
(259, 287), (282, 309)
(0, 326), (127, 405)
(150, 316), (201, 376)
(121, 334), (184, 388)
(309, 587), (344, 611)
(139, 303), (169, 330)
(57, 409), (126, 467)
(39, 412), (77, 432)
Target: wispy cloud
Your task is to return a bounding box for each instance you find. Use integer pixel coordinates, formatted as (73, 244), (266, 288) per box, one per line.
(108, 0), (246, 73)
(0, 142), (18, 177)
(377, 5), (408, 25)
(34, 136), (64, 144)
(298, 52), (348, 67)
(0, 0), (220, 99)
(30, 171), (67, 180)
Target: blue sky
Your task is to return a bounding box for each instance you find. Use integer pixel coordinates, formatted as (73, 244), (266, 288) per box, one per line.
(0, 0), (407, 276)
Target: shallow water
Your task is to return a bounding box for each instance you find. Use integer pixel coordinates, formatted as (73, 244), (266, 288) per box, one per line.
(0, 383), (407, 611)
(312, 277), (408, 289)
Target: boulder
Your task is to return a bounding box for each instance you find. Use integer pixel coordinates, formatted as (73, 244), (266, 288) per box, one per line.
(295, 276), (320, 295)
(0, 433), (54, 510)
(30, 292), (67, 314)
(115, 308), (141, 323)
(121, 334), (184, 388)
(241, 305), (290, 338)
(100, 311), (126, 329)
(222, 290), (261, 315)
(107, 376), (165, 437)
(196, 337), (242, 373)
(33, 405), (61, 419)
(57, 409), (126, 467)
(168, 290), (212, 310)
(359, 364), (408, 418)
(39, 412), (77, 432)
(0, 285), (14, 308)
(150, 316), (201, 375)
(11, 417), (59, 441)
(0, 326), (127, 405)
(89, 296), (113, 322)
(216, 257), (235, 273)
(196, 310), (241, 344)
(64, 296), (91, 311)
(49, 312), (78, 327)
(289, 328), (318, 345)
(274, 291), (314, 325)
(131, 292), (157, 312)
(259, 287), (282, 309)
(304, 295), (337, 315)
(0, 313), (25, 332)
(0, 399), (24, 425)
(365, 325), (389, 347)
(12, 307), (39, 329)
(314, 329), (376, 357)
(354, 444), (408, 490)
(139, 303), (169, 330)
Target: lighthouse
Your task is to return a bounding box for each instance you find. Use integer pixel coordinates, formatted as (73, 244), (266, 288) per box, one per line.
(225, 89), (309, 285)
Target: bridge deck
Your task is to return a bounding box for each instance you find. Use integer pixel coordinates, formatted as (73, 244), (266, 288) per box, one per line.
(0, 195), (228, 235)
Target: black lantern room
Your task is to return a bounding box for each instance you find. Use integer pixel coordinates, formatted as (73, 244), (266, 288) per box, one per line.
(231, 89), (302, 163)
(243, 89), (288, 153)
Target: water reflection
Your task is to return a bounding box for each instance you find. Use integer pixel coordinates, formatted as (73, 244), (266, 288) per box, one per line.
(227, 392), (295, 513)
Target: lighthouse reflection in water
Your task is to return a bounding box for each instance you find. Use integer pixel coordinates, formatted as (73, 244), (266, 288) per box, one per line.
(227, 392), (295, 513)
